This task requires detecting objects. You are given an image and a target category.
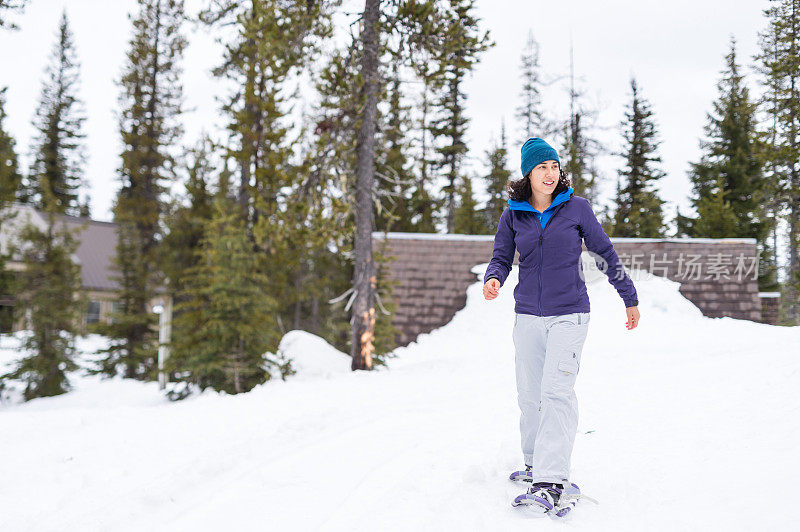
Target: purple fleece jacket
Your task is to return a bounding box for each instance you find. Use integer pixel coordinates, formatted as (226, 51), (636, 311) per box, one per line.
(484, 187), (638, 316)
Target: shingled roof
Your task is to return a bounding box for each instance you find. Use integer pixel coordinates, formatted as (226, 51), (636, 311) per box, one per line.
(1, 204), (119, 292)
(60, 215), (119, 292)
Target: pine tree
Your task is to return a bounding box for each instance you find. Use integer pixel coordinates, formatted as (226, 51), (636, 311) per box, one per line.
(613, 78), (666, 237)
(692, 175), (740, 237)
(374, 58), (415, 233)
(303, 44), (358, 343)
(199, 0), (334, 226)
(305, 40), (398, 365)
(516, 30), (551, 139)
(757, 14), (787, 298)
(680, 39), (773, 288)
(406, 71), (441, 233)
(482, 121), (512, 227)
(309, 45), (361, 190)
(156, 138), (213, 392)
(162, 135), (215, 303)
(167, 198), (287, 395)
(0, 0), (28, 31)
(95, 0), (187, 379)
(2, 187), (83, 400)
(22, 10), (88, 216)
(282, 134), (363, 357)
(757, 0), (800, 322)
(601, 177), (623, 236)
(453, 174), (487, 234)
(0, 86), (21, 208)
(0, 86), (20, 331)
(599, 200), (616, 236)
(403, 1), (446, 234)
(199, 0), (335, 358)
(430, 0), (492, 234)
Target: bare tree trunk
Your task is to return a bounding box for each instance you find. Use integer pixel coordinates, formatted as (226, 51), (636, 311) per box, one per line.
(350, 0), (380, 371)
(239, 157), (250, 222)
(234, 339), (243, 394)
(788, 3), (799, 323)
(420, 76), (429, 190)
(237, 1), (259, 225)
(293, 260), (303, 330)
(572, 112), (582, 192)
(311, 295), (319, 335)
(788, 171), (799, 322)
(445, 78), (458, 234)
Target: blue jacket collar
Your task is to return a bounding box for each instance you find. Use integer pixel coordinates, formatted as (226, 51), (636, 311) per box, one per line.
(508, 187), (574, 212)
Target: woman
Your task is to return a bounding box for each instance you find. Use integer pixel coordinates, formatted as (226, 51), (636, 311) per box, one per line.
(483, 137), (640, 517)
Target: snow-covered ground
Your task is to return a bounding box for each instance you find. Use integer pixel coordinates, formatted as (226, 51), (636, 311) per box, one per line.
(1, 262), (799, 531)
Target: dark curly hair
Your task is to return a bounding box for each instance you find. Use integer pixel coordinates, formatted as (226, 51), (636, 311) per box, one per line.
(506, 168), (572, 203)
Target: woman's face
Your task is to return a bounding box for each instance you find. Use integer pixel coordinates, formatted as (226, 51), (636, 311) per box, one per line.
(528, 159), (560, 198)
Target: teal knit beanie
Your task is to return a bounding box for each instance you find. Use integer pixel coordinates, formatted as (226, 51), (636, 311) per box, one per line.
(520, 137), (560, 178)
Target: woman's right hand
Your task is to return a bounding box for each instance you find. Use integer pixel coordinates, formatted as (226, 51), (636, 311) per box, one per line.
(483, 279), (500, 300)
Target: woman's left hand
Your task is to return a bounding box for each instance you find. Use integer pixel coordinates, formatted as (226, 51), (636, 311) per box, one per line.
(625, 306), (640, 330)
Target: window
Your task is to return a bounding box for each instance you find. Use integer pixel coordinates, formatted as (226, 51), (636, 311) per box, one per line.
(109, 301), (124, 324)
(86, 301), (101, 324)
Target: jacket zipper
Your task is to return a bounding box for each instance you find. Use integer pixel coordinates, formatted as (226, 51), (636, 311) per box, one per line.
(538, 233), (543, 314)
(535, 203), (566, 316)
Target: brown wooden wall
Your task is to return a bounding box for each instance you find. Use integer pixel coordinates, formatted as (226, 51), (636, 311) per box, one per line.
(374, 233), (766, 347)
(760, 293), (781, 325)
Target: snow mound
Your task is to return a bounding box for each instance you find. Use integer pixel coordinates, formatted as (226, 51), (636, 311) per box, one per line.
(277, 329), (351, 379)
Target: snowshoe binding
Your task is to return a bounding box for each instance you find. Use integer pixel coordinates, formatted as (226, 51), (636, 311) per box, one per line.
(512, 481), (588, 518)
(508, 464), (533, 483)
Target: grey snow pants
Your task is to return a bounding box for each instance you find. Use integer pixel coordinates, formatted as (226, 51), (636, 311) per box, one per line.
(512, 311), (590, 484)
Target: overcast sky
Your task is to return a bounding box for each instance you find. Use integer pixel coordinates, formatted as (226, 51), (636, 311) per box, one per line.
(0, 0), (772, 226)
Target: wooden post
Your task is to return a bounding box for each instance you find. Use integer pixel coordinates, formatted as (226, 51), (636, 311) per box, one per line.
(157, 296), (172, 390)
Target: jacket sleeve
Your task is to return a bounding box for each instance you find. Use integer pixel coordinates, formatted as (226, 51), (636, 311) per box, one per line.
(578, 199), (639, 308)
(484, 207), (516, 287)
